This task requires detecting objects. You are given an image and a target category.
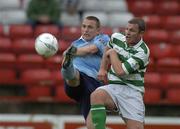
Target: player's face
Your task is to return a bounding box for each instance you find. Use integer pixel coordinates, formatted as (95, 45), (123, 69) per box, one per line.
(81, 19), (100, 41)
(125, 23), (142, 46)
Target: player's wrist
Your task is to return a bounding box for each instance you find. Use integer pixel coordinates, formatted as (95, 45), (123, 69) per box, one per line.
(70, 46), (77, 55)
(65, 45), (77, 56)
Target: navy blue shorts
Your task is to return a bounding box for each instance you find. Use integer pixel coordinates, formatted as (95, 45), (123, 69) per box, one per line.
(64, 72), (102, 119)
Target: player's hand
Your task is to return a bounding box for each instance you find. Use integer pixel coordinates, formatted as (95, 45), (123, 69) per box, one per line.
(63, 45), (77, 56)
(106, 49), (117, 57)
(98, 69), (108, 84)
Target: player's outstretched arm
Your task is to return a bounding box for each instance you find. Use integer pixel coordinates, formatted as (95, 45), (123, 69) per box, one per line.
(75, 44), (98, 56)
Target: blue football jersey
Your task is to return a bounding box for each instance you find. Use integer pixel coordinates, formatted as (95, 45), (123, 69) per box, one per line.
(72, 33), (110, 79)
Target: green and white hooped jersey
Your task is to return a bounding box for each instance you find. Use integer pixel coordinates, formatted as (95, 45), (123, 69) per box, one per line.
(107, 33), (150, 93)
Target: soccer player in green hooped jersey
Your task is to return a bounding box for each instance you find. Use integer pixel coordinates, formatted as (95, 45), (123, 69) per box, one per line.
(87, 18), (150, 129)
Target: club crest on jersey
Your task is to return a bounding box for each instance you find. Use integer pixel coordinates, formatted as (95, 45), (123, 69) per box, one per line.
(99, 39), (106, 45)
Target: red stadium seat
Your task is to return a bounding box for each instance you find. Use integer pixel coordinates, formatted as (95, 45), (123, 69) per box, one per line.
(101, 27), (113, 36)
(0, 38), (12, 53)
(34, 25), (60, 39)
(59, 40), (71, 54)
(156, 57), (180, 73)
(162, 74), (180, 88)
(149, 43), (174, 60)
(51, 70), (64, 85)
(174, 45), (180, 57)
(156, 1), (179, 16)
(144, 29), (169, 43)
(147, 57), (156, 72)
(9, 25), (33, 40)
(27, 85), (52, 100)
(61, 26), (81, 41)
(0, 53), (16, 69)
(12, 38), (36, 54)
(20, 69), (54, 86)
(16, 54), (44, 70)
(163, 16), (180, 31)
(0, 25), (4, 37)
(144, 72), (162, 88)
(143, 15), (162, 29)
(0, 69), (17, 84)
(55, 86), (75, 103)
(45, 55), (63, 70)
(128, 1), (154, 16)
(166, 88), (180, 104)
(144, 88), (162, 104)
(169, 30), (180, 44)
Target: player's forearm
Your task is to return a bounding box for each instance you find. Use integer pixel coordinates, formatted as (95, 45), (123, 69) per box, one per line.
(109, 52), (125, 76)
(100, 56), (109, 71)
(75, 44), (98, 56)
(100, 47), (110, 71)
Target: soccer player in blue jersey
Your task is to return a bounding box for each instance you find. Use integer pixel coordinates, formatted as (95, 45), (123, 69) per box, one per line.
(61, 16), (110, 126)
(89, 18), (150, 129)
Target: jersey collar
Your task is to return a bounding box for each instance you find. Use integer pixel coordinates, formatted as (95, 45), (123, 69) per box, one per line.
(79, 36), (94, 42)
(131, 38), (144, 49)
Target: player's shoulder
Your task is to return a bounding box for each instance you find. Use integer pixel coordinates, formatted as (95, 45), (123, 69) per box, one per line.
(111, 32), (125, 42)
(72, 39), (79, 44)
(96, 33), (110, 40)
(94, 33), (110, 43)
(140, 40), (150, 55)
(71, 37), (84, 46)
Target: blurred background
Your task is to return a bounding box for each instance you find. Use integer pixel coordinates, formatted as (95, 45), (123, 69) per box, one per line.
(0, 0), (180, 128)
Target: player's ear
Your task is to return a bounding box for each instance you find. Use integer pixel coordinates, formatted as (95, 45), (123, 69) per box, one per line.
(97, 27), (101, 34)
(139, 31), (145, 36)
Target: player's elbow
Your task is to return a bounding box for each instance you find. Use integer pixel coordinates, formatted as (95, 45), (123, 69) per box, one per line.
(89, 49), (98, 54)
(113, 66), (125, 76)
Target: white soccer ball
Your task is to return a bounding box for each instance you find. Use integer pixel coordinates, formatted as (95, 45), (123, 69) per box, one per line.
(35, 33), (59, 58)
